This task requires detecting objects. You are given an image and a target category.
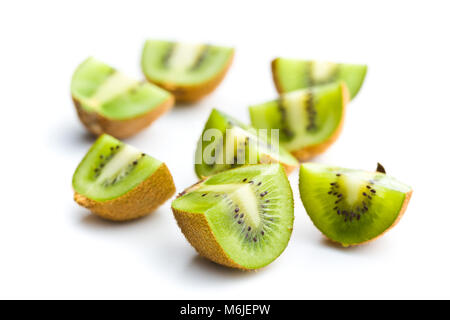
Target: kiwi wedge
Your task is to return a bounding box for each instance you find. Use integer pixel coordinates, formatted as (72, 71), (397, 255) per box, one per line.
(194, 109), (299, 178)
(249, 82), (349, 161)
(299, 163), (412, 247)
(141, 40), (234, 102)
(71, 57), (174, 138)
(172, 164), (294, 270)
(272, 58), (367, 99)
(73, 134), (175, 221)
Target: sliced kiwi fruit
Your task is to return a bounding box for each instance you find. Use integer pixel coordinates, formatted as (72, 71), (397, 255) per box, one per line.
(141, 40), (234, 102)
(72, 134), (176, 221)
(194, 108), (299, 179)
(71, 57), (174, 138)
(272, 58), (367, 99)
(299, 163), (412, 247)
(249, 82), (349, 161)
(172, 164), (294, 270)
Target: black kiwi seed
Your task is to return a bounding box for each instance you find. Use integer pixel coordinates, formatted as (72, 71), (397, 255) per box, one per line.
(248, 227), (251, 231)
(234, 214), (238, 219)
(336, 173), (341, 176)
(370, 189), (376, 194)
(249, 181), (254, 184)
(235, 208), (239, 213)
(238, 220), (242, 224)
(253, 237), (257, 242)
(243, 178), (247, 182)
(265, 200), (270, 203)
(257, 182), (262, 186)
(363, 192), (367, 196)
(261, 231), (265, 236)
(201, 193), (206, 197)
(328, 191), (332, 195)
(239, 214), (244, 218)
(100, 155), (103, 159)
(260, 191), (268, 197)
(330, 182), (336, 186)
(132, 160), (138, 166)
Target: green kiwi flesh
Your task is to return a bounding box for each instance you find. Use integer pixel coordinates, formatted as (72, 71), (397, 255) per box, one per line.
(141, 40), (234, 86)
(71, 57), (172, 120)
(273, 58), (367, 99)
(249, 82), (345, 154)
(194, 108), (299, 178)
(73, 134), (162, 201)
(172, 164), (294, 269)
(299, 163), (412, 246)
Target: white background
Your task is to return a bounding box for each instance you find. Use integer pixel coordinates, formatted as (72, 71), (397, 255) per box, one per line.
(0, 0), (449, 299)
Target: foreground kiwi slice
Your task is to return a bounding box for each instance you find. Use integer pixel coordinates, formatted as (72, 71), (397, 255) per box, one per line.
(272, 58), (367, 99)
(141, 40), (234, 102)
(172, 164), (294, 270)
(249, 82), (349, 161)
(73, 134), (176, 221)
(71, 57), (174, 138)
(299, 163), (412, 247)
(194, 109), (299, 178)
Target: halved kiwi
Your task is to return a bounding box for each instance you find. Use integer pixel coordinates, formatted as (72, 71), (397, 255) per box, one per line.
(272, 58), (367, 99)
(172, 164), (294, 270)
(141, 40), (234, 102)
(194, 108), (299, 178)
(71, 57), (174, 138)
(73, 134), (176, 221)
(249, 82), (349, 161)
(299, 163), (412, 247)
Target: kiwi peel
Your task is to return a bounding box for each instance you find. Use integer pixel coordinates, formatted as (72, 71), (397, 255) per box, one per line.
(194, 108), (299, 178)
(250, 82), (349, 161)
(71, 57), (174, 138)
(141, 40), (234, 102)
(299, 163), (412, 247)
(272, 58), (367, 99)
(73, 134), (176, 221)
(172, 164), (294, 270)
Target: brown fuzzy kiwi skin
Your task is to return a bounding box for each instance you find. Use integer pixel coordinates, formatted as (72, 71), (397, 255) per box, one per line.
(271, 58), (285, 94)
(73, 94), (174, 139)
(290, 82), (350, 161)
(172, 207), (246, 270)
(74, 163), (176, 221)
(322, 190), (413, 248)
(145, 51), (234, 103)
(171, 180), (245, 270)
